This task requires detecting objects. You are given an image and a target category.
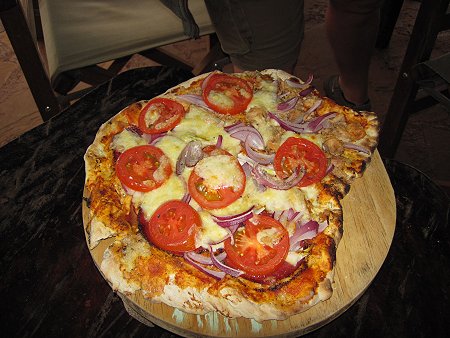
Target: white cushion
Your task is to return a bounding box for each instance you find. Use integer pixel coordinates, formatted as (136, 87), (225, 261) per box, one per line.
(39, 0), (214, 81)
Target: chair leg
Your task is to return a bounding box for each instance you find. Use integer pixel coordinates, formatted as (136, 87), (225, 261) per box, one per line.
(376, 0), (404, 49)
(1, 2), (60, 121)
(377, 0), (450, 158)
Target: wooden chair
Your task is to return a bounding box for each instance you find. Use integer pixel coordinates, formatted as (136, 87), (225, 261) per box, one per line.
(378, 0), (450, 158)
(1, 0), (226, 121)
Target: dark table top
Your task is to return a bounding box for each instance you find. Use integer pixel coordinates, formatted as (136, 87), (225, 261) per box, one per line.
(1, 67), (449, 337)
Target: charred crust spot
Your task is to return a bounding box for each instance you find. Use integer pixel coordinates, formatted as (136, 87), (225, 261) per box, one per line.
(343, 183), (350, 195)
(327, 238), (337, 263)
(251, 261), (308, 292)
(323, 182), (344, 199)
(83, 196), (91, 208)
(360, 160), (367, 173)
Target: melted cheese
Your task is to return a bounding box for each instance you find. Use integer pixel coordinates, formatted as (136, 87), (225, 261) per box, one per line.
(121, 237), (151, 271)
(285, 251), (308, 266)
(172, 106), (240, 155)
(132, 174), (186, 219)
(111, 129), (147, 152)
(246, 178), (308, 214)
(248, 79), (278, 112)
(207, 91), (234, 109)
(195, 211), (229, 248)
(153, 135), (186, 167)
(194, 155), (243, 190)
(207, 178), (255, 217)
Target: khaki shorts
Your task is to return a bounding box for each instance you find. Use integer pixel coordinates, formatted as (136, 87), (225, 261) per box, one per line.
(204, 0), (305, 71)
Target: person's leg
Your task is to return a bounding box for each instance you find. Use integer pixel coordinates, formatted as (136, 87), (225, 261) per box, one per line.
(325, 0), (383, 106)
(204, 0), (304, 73)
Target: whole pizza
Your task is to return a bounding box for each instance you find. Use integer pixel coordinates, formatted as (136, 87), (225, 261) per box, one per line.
(83, 69), (379, 322)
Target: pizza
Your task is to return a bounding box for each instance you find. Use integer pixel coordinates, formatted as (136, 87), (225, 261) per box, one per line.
(83, 69), (379, 322)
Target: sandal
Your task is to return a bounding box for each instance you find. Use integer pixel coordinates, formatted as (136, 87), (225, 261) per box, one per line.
(323, 75), (372, 111)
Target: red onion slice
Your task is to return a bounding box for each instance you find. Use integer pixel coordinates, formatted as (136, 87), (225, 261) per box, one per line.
(126, 125), (143, 136)
(227, 124), (273, 164)
(343, 142), (371, 155)
(289, 220), (319, 251)
(181, 193), (191, 204)
(268, 112), (308, 133)
(325, 163), (334, 175)
(185, 251), (213, 265)
(224, 122), (245, 133)
(209, 246), (244, 278)
(299, 87), (314, 97)
(318, 220), (328, 233)
(240, 159), (267, 192)
(273, 210), (283, 221)
(201, 72), (215, 92)
(184, 253), (226, 280)
(228, 126), (265, 149)
(274, 208), (301, 223)
(176, 94), (212, 111)
(216, 135), (223, 148)
(286, 74), (313, 89)
(297, 220), (319, 239)
(244, 137), (275, 165)
(291, 99), (323, 124)
(149, 132), (167, 145)
(277, 96), (300, 112)
(184, 250), (227, 269)
(244, 131), (264, 150)
(212, 207), (254, 228)
(305, 111), (336, 133)
(291, 211), (303, 223)
(269, 111), (336, 134)
(241, 162), (253, 177)
(252, 164), (305, 190)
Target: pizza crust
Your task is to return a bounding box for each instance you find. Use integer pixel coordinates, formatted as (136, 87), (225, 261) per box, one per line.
(99, 231), (337, 321)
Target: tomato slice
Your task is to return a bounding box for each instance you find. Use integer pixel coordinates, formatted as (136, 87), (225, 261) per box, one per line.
(116, 145), (172, 192)
(188, 152), (245, 210)
(224, 215), (290, 276)
(245, 260), (302, 284)
(141, 200), (200, 253)
(138, 97), (185, 134)
(274, 137), (328, 187)
(202, 73), (253, 115)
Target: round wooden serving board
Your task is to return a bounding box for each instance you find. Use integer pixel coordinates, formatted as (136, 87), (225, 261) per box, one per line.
(84, 150), (395, 337)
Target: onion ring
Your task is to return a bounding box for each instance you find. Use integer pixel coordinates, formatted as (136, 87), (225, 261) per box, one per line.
(252, 164), (305, 190)
(183, 252), (225, 279)
(212, 207), (254, 228)
(289, 220), (319, 251)
(343, 142), (371, 155)
(209, 246), (244, 278)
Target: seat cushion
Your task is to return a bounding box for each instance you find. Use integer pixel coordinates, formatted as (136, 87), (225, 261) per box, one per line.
(39, 0), (214, 83)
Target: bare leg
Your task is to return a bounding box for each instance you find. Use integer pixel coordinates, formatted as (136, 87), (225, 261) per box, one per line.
(326, 1), (381, 105)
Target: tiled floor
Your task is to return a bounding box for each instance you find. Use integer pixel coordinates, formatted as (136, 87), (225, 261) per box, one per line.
(1, 1), (449, 194)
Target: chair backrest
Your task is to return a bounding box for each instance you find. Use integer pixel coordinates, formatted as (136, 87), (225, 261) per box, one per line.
(1, 0), (218, 121)
(39, 0), (215, 86)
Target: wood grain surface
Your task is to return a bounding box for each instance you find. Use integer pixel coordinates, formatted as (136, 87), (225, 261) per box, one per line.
(84, 150), (396, 337)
